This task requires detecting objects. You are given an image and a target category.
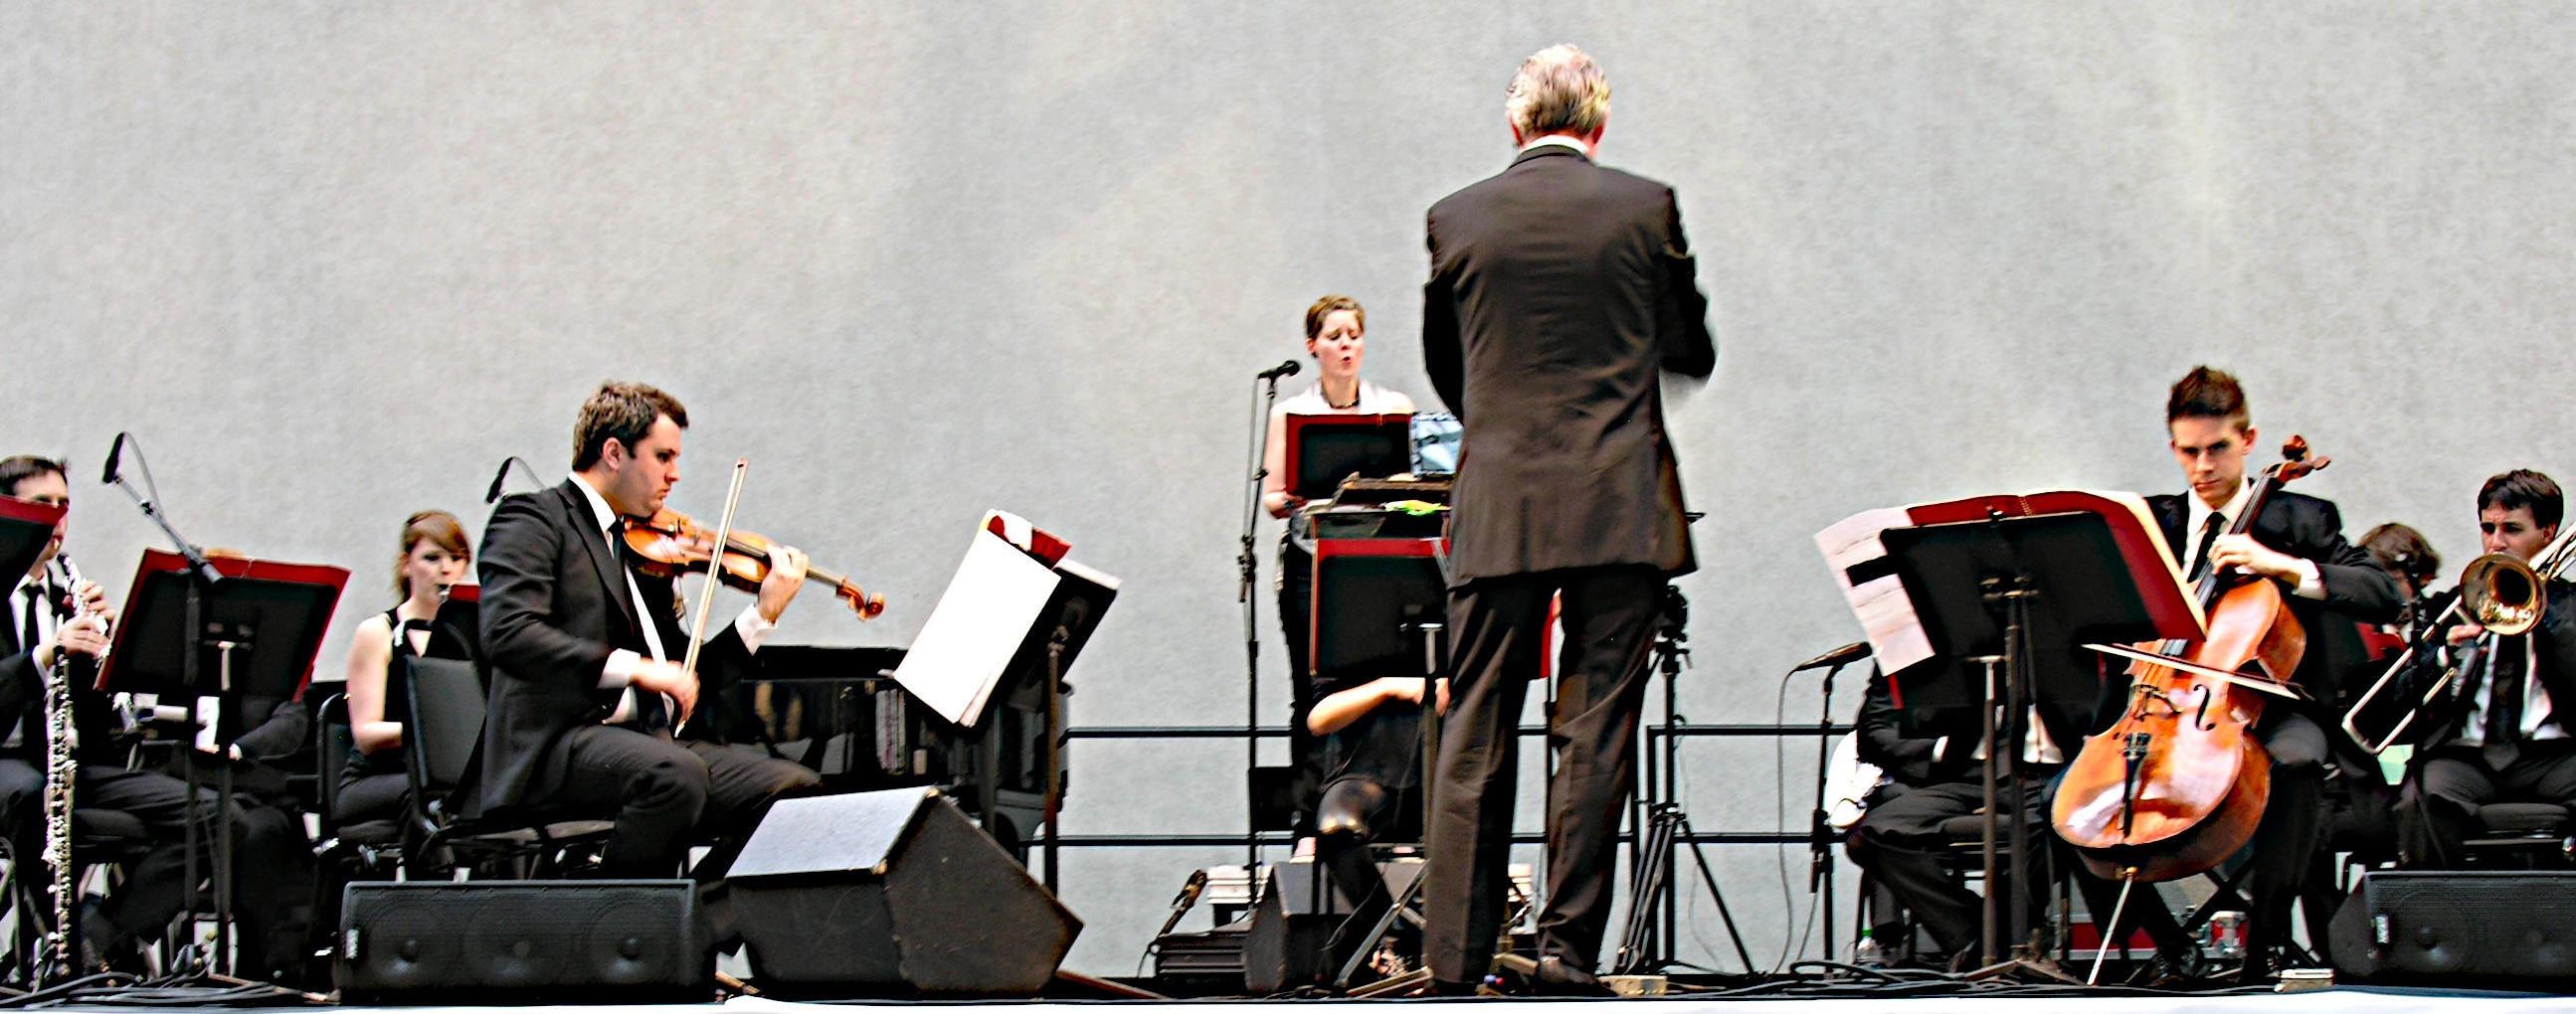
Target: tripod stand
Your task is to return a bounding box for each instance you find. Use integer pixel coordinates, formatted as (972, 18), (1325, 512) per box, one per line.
(1613, 588), (1754, 975)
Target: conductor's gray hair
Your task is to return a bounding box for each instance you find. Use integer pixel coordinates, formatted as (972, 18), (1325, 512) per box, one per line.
(1506, 44), (1610, 139)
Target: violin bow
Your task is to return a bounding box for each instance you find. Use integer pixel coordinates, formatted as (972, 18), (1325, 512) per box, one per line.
(676, 458), (751, 724)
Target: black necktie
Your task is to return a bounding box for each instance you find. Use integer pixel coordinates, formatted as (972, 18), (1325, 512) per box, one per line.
(18, 590), (39, 657)
(2484, 638), (2526, 769)
(2186, 514), (2226, 583)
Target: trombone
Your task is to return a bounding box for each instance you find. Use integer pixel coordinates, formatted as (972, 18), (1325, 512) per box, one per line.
(2343, 526), (2576, 755)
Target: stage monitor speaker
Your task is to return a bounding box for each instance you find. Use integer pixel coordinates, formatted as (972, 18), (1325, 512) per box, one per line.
(728, 786), (1081, 997)
(2330, 870), (2576, 983)
(1243, 862), (1354, 993)
(336, 879), (706, 1004)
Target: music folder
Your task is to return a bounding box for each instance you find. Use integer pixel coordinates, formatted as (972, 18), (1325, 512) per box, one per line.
(0, 495), (67, 591)
(1818, 490), (2200, 711)
(891, 511), (1120, 727)
(1284, 414), (1413, 501)
(100, 548), (349, 745)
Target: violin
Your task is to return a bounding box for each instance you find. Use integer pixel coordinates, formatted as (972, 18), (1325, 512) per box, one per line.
(622, 508), (886, 619)
(2051, 436), (2325, 885)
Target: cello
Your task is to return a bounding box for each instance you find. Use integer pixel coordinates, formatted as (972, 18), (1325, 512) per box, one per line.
(2051, 436), (2327, 890)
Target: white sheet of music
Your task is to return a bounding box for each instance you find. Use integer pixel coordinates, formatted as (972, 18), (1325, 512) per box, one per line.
(891, 528), (1061, 726)
(1814, 506), (1935, 673)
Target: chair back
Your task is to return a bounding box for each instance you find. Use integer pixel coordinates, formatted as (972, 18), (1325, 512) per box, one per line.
(403, 656), (487, 794)
(317, 693), (352, 835)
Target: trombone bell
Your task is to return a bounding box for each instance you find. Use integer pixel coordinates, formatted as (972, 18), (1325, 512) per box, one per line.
(2461, 553), (2543, 637)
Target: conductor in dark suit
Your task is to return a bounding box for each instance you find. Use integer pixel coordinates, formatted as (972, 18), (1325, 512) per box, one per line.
(472, 382), (821, 879)
(1417, 45), (1716, 993)
(2065, 366), (2401, 980)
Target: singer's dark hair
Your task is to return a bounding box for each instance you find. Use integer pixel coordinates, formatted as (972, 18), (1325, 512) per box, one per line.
(2166, 366), (2249, 432)
(1304, 294), (1365, 341)
(394, 510), (471, 599)
(2479, 469), (2563, 531)
(2358, 522), (2441, 588)
(0, 456), (67, 499)
(573, 382), (688, 471)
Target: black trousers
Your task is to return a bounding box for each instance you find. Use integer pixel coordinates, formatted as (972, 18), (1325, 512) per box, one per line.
(532, 726), (820, 879)
(1850, 776), (2052, 959)
(1423, 566), (1660, 984)
(2064, 711), (2327, 964)
(1279, 539), (1322, 833)
(2397, 741), (2576, 869)
(334, 768), (409, 825)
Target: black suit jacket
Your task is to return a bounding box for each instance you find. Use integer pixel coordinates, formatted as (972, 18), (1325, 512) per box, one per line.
(1422, 146), (1717, 585)
(471, 479), (750, 817)
(2096, 491), (2403, 739)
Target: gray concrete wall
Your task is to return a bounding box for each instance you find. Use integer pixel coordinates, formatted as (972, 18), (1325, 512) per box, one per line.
(6, 2), (2572, 975)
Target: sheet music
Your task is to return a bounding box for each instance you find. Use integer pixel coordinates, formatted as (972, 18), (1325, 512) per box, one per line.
(889, 528), (1062, 726)
(1814, 506), (1933, 673)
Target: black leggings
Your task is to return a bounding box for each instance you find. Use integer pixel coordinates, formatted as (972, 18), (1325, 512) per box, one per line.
(1316, 776), (1419, 968)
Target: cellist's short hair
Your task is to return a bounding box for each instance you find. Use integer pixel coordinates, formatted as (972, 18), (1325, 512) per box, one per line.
(2166, 366), (2249, 432)
(573, 382), (688, 471)
(2478, 469), (2563, 530)
(2359, 523), (2441, 588)
(1507, 45), (1610, 139)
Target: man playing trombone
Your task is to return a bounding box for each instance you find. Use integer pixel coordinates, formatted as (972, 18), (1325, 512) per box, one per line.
(2393, 469), (2576, 868)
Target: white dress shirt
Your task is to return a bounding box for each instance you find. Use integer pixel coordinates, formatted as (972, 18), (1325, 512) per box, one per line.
(2454, 634), (2565, 747)
(569, 474), (774, 723)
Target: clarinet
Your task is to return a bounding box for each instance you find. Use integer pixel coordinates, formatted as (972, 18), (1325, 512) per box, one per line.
(40, 555), (98, 979)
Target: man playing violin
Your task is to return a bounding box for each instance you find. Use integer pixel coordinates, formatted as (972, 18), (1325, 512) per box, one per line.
(2063, 367), (2401, 980)
(2393, 470), (2576, 869)
(471, 382), (821, 880)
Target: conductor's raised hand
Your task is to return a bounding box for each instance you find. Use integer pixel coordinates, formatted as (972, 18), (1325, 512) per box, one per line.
(755, 544), (808, 623)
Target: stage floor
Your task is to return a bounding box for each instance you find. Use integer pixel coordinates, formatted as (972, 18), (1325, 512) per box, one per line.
(293, 988), (2576, 1013)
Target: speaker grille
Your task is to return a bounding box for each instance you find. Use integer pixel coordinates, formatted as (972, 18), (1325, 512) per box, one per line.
(339, 880), (706, 1002)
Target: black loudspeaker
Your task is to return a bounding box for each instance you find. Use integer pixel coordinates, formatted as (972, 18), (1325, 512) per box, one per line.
(337, 880), (707, 1003)
(728, 787), (1081, 996)
(1243, 862), (1354, 993)
(2330, 871), (2576, 983)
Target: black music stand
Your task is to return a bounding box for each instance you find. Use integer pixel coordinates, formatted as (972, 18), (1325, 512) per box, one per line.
(1284, 415), (1413, 502)
(1012, 561), (1117, 895)
(99, 548), (346, 973)
(1307, 539), (1447, 989)
(1880, 510), (2197, 976)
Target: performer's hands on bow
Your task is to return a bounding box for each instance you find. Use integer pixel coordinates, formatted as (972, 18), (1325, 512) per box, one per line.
(631, 659), (700, 722)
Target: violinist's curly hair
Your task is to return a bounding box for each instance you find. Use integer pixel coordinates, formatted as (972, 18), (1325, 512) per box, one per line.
(393, 510), (470, 599)
(2359, 522), (2440, 589)
(573, 382), (688, 471)
(2166, 366), (2249, 431)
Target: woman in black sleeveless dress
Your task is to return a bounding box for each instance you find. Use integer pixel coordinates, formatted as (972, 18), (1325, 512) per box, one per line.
(335, 510), (470, 824)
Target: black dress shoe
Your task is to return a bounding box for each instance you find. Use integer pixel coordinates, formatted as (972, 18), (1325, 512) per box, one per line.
(2142, 946), (2208, 986)
(1532, 956), (1613, 997)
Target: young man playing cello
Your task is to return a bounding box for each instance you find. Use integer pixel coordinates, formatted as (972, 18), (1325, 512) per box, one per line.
(2062, 367), (2401, 980)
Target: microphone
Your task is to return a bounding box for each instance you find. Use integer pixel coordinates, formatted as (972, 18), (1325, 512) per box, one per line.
(1155, 868), (1210, 938)
(486, 457), (516, 504)
(1256, 360), (1302, 381)
(101, 432), (127, 485)
(1790, 641), (1871, 673)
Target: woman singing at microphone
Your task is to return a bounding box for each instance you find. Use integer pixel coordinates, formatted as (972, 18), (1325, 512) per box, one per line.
(1261, 295), (1416, 838)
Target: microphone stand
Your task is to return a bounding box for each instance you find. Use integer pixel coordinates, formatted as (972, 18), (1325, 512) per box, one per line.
(102, 439), (234, 974)
(1238, 369), (1287, 868)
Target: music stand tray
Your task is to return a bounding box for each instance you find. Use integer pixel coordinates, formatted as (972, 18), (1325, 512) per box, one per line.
(1285, 415), (1413, 502)
(0, 495), (66, 590)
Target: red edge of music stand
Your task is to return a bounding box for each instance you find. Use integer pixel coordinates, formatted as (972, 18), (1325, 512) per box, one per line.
(1904, 491), (2202, 644)
(1309, 537), (1443, 680)
(0, 494), (68, 530)
(1284, 413), (1413, 498)
(98, 548), (351, 698)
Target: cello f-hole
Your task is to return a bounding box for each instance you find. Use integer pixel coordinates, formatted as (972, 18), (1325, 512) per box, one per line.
(2191, 684), (2216, 732)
